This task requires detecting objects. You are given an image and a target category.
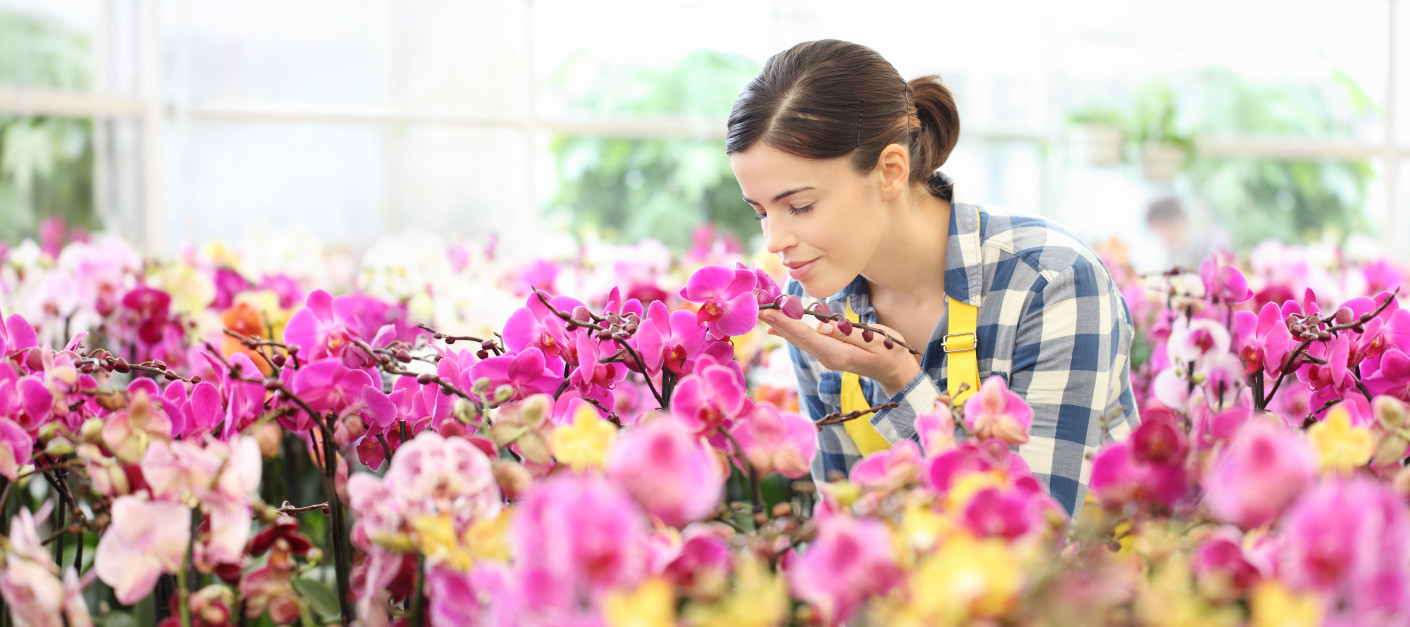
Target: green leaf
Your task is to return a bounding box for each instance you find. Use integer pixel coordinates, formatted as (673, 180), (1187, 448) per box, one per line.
(291, 576), (341, 620)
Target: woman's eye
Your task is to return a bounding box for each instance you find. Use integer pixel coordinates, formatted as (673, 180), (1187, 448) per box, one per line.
(753, 211), (767, 222)
(789, 205), (814, 216)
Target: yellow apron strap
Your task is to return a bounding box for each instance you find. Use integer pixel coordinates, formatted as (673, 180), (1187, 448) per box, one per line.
(839, 301), (894, 456)
(945, 296), (980, 405)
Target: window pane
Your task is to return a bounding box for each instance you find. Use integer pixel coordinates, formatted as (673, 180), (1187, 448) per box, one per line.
(172, 0), (387, 105)
(396, 125), (531, 241)
(169, 121), (387, 252)
(0, 1), (96, 91)
(401, 0), (530, 116)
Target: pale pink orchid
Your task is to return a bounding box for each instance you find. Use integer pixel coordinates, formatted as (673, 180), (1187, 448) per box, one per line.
(963, 375), (1034, 446)
(94, 496), (192, 604)
(728, 403), (816, 479)
(607, 419), (722, 527)
(1279, 475), (1410, 619)
(914, 405), (958, 458)
(0, 417), (33, 480)
(1199, 256), (1254, 304)
(1203, 419), (1317, 530)
(101, 389), (173, 463)
(850, 439), (925, 488)
(1166, 316), (1232, 366)
(679, 264), (759, 338)
(469, 347), (562, 402)
(511, 474), (649, 597)
(786, 515), (902, 627)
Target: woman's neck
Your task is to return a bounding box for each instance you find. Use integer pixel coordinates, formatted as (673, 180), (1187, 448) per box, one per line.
(862, 188), (952, 308)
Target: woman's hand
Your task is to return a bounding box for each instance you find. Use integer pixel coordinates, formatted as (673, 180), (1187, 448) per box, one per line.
(759, 310), (922, 397)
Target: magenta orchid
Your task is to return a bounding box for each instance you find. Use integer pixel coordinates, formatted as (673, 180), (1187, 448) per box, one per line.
(680, 264), (760, 338)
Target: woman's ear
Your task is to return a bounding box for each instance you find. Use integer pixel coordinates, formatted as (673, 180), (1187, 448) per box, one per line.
(876, 143), (911, 201)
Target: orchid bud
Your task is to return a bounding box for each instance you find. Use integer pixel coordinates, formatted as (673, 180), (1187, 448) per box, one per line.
(1376, 396), (1407, 430)
(44, 436), (74, 457)
(1317, 331), (1331, 342)
(453, 398), (481, 425)
(572, 305), (592, 323)
(808, 302), (833, 318)
(113, 358), (131, 374)
(777, 294), (805, 320)
(272, 353), (287, 367)
(883, 338), (895, 350)
(476, 350), (489, 360)
(417, 373), (436, 385)
(493, 460), (533, 500)
(1372, 433), (1408, 468)
(256, 423), (283, 458)
(472, 378), (492, 395)
(80, 418), (104, 445)
(37, 421), (62, 444)
(861, 328), (875, 342)
(481, 339), (497, 352)
(521, 394), (551, 427)
(1334, 307), (1353, 325)
(395, 349), (412, 363)
(835, 319), (853, 336)
(494, 385), (515, 404)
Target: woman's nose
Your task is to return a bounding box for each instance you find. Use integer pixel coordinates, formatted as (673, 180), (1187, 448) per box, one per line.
(764, 220), (795, 255)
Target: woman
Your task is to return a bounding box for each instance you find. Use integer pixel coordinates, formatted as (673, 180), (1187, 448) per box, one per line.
(731, 40), (1139, 517)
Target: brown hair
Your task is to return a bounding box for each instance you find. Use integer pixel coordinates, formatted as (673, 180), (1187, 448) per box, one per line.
(726, 39), (961, 198)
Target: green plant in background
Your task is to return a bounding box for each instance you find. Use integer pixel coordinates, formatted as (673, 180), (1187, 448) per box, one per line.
(0, 9), (97, 245)
(546, 50), (760, 250)
(1184, 67), (1375, 252)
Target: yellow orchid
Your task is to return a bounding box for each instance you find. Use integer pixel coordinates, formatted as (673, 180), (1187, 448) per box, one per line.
(549, 405), (618, 472)
(683, 555), (789, 627)
(462, 509), (512, 563)
(1250, 581), (1322, 627)
(942, 470), (1006, 513)
(411, 513), (473, 571)
(1308, 406), (1374, 474)
(604, 578), (676, 627)
(883, 532), (1021, 625)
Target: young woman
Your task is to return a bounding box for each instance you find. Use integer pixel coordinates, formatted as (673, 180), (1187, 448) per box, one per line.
(730, 40), (1139, 517)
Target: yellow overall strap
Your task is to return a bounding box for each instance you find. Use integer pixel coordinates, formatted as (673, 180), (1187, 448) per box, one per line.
(945, 296), (980, 404)
(840, 301), (894, 456)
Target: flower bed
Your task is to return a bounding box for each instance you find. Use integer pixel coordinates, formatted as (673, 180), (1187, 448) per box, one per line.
(0, 232), (1406, 626)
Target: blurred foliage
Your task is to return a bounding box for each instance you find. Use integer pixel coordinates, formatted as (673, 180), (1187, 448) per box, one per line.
(545, 50), (761, 250)
(1184, 68), (1376, 252)
(0, 9), (97, 245)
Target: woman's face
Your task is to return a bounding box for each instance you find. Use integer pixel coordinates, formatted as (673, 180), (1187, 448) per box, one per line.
(730, 143), (887, 299)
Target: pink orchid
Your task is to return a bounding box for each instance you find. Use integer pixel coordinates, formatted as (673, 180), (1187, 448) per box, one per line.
(914, 406), (958, 458)
(1166, 316), (1231, 366)
(679, 265), (759, 338)
(512, 474), (649, 597)
(928, 438), (1034, 494)
(1191, 535), (1261, 600)
(383, 432), (502, 525)
(1203, 419), (1317, 530)
(1297, 332), (1356, 408)
(1366, 348), (1410, 402)
(1190, 388), (1255, 449)
(607, 419), (722, 527)
(786, 515), (902, 626)
(283, 290), (411, 368)
(657, 526), (733, 589)
(961, 484), (1059, 541)
(963, 376), (1034, 445)
(566, 334), (626, 394)
(95, 496), (192, 604)
(634, 300), (706, 375)
(850, 439), (924, 488)
(470, 347), (562, 402)
(671, 362), (749, 436)
(1199, 257), (1253, 304)
(1279, 475), (1410, 619)
(198, 351), (268, 440)
(1089, 438), (1188, 510)
(292, 358), (394, 421)
(729, 403), (817, 479)
(746, 263), (782, 306)
(101, 389), (174, 463)
(1233, 301), (1294, 378)
(0, 418), (33, 480)
(0, 310), (38, 360)
(501, 293), (583, 359)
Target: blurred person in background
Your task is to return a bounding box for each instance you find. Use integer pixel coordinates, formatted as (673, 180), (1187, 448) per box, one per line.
(1144, 195), (1225, 272)
(734, 39), (1139, 517)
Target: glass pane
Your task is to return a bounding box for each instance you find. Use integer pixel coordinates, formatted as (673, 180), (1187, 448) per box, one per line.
(172, 0), (387, 105)
(532, 0), (767, 119)
(0, 0), (96, 91)
(169, 121), (388, 252)
(396, 126), (531, 242)
(401, 0), (530, 116)
(1056, 0), (1387, 142)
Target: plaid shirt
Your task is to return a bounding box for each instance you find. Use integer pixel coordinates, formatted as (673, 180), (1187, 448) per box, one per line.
(785, 175), (1140, 517)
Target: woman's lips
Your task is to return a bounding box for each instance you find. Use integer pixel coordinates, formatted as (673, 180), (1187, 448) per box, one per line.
(786, 258), (818, 280)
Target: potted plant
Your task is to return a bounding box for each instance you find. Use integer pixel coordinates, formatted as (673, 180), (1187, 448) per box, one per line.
(1065, 106), (1126, 166)
(1132, 83), (1195, 182)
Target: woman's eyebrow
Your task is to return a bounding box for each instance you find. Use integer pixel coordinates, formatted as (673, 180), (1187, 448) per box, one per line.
(742, 186), (816, 206)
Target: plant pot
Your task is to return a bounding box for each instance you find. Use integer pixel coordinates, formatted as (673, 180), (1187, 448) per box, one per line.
(1067, 123), (1125, 166)
(1140, 141), (1187, 182)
